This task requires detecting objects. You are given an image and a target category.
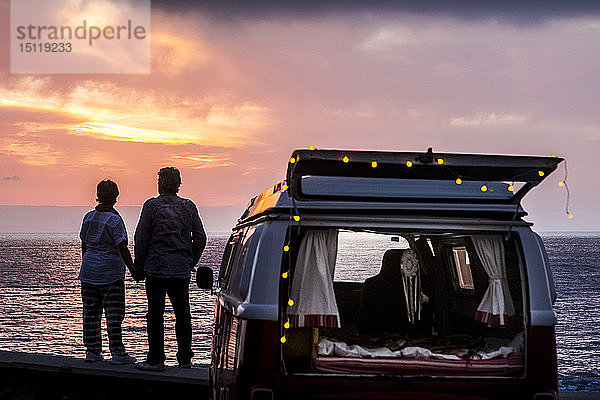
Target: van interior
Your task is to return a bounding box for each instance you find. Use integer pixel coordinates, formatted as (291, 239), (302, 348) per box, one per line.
(281, 229), (526, 377)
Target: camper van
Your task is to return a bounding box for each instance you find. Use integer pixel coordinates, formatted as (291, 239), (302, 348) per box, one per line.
(197, 149), (561, 400)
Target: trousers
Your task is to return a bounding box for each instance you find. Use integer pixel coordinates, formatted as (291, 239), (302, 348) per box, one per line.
(145, 276), (193, 364)
(81, 279), (126, 356)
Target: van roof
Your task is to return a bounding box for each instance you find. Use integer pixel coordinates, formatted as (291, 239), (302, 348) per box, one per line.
(237, 149), (563, 226)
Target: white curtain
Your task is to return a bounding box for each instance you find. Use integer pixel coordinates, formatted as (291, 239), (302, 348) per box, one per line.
(472, 235), (515, 327)
(288, 229), (340, 328)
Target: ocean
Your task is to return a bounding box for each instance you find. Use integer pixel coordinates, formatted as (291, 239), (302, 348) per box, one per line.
(0, 232), (598, 391)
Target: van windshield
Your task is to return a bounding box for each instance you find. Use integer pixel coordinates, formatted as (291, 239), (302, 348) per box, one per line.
(281, 229), (525, 377)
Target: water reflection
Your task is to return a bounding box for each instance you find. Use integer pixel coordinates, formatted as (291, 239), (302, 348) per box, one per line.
(0, 233), (226, 365)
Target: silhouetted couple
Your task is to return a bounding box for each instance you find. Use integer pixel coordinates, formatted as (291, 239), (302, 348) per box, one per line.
(78, 167), (207, 371)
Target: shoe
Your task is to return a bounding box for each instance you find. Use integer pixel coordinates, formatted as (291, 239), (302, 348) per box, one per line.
(135, 361), (166, 372)
(84, 352), (104, 362)
(178, 362), (192, 368)
(111, 354), (136, 365)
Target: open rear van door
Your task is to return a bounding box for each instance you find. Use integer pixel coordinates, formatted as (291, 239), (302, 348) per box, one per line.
(286, 149), (562, 206)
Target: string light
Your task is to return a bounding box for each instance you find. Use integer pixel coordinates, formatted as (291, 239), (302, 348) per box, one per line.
(286, 156), (569, 220)
(282, 271), (288, 279)
(280, 336), (287, 343)
(284, 321), (290, 329)
(288, 299), (295, 307)
(559, 159), (573, 219)
(309, 146), (316, 150)
(283, 245), (290, 252)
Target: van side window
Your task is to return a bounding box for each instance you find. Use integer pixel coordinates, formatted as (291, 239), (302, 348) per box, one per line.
(452, 246), (474, 290)
(226, 226), (256, 298)
(218, 234), (241, 289)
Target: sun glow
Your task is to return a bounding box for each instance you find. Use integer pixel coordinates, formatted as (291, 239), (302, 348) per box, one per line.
(171, 154), (234, 169)
(0, 78), (270, 148)
(71, 122), (199, 144)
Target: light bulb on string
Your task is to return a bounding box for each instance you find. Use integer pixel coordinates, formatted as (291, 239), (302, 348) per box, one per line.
(559, 160), (572, 221)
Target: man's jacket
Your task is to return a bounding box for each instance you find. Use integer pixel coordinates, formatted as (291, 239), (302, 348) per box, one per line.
(134, 193), (207, 278)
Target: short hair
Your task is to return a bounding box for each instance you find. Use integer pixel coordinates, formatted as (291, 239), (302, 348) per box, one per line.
(96, 180), (119, 205)
(158, 167), (181, 194)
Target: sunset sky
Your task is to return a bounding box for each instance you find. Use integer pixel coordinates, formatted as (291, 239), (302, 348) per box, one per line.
(1, 1), (599, 232)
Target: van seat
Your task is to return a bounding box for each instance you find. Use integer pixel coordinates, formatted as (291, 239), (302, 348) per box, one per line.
(358, 249), (409, 335)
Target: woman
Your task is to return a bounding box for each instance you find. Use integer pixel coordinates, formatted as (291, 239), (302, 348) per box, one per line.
(79, 179), (138, 364)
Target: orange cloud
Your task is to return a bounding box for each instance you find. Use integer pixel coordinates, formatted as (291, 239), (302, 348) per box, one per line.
(171, 154), (234, 169)
(0, 75), (270, 147)
(153, 31), (210, 74)
(1, 141), (60, 167)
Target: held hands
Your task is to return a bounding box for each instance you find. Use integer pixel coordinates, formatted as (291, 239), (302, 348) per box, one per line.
(129, 268), (146, 282)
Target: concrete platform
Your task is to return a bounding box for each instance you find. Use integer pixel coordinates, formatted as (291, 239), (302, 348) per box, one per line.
(561, 393), (600, 399)
(0, 350), (209, 385)
(1, 351), (597, 399)
(0, 350), (209, 400)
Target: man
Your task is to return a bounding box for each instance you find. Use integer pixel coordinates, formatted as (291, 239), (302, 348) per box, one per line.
(79, 179), (137, 365)
(133, 167), (207, 371)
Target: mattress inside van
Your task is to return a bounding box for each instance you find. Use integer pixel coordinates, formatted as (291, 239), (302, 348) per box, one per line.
(314, 332), (524, 376)
(315, 355), (524, 376)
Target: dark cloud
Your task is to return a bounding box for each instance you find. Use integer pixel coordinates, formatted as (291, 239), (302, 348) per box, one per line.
(2, 176), (21, 181)
(153, 0), (600, 23)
